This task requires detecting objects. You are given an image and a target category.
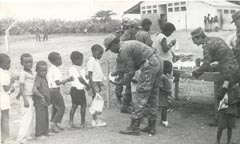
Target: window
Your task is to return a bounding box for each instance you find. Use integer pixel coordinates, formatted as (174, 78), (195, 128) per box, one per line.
(168, 3), (173, 6)
(175, 7), (180, 12)
(180, 1), (186, 5)
(174, 2), (179, 6)
(153, 5), (157, 8)
(168, 8), (173, 12)
(142, 11), (146, 14)
(142, 6), (145, 9)
(181, 6), (186, 11)
(153, 9), (157, 13)
(224, 9), (229, 14)
(147, 6), (151, 9)
(231, 10), (236, 14)
(147, 10), (152, 14)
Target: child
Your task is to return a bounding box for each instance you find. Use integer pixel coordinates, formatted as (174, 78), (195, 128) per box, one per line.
(159, 60), (172, 128)
(69, 51), (90, 128)
(47, 52), (73, 133)
(87, 44), (106, 127)
(0, 53), (16, 143)
(33, 61), (51, 138)
(16, 53), (35, 144)
(216, 84), (240, 144)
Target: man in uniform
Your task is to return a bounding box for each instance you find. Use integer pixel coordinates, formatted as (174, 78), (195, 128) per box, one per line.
(135, 18), (153, 47)
(104, 34), (163, 135)
(191, 27), (239, 126)
(114, 20), (140, 114)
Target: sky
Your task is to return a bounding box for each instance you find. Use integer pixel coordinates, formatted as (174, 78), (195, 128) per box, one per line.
(0, 0), (141, 21)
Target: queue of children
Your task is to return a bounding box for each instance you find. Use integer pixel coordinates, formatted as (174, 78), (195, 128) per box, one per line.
(204, 14), (219, 32)
(0, 44), (107, 144)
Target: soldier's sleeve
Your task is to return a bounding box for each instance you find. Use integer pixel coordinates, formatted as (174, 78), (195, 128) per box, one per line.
(112, 55), (125, 76)
(196, 43), (212, 73)
(119, 50), (135, 85)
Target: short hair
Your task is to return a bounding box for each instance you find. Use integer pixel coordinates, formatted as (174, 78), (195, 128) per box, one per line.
(70, 51), (83, 63)
(142, 18), (152, 27)
(20, 53), (32, 63)
(91, 44), (104, 53)
(0, 53), (10, 67)
(36, 60), (47, 71)
(163, 60), (173, 75)
(162, 22), (176, 34)
(48, 52), (60, 63)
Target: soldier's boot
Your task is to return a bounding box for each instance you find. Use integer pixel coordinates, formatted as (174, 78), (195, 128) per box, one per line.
(141, 119), (151, 133)
(148, 120), (156, 135)
(119, 119), (141, 136)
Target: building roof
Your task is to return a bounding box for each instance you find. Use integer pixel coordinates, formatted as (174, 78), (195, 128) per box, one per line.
(202, 1), (240, 8)
(124, 1), (143, 14)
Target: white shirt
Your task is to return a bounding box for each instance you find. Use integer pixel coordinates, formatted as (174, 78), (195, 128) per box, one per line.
(87, 57), (105, 82)
(47, 64), (62, 88)
(19, 70), (35, 96)
(0, 68), (11, 110)
(154, 33), (173, 62)
(69, 65), (88, 90)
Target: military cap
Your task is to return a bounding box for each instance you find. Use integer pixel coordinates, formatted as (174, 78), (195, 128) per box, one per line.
(191, 27), (204, 39)
(232, 11), (240, 23)
(103, 34), (117, 51)
(126, 19), (139, 27)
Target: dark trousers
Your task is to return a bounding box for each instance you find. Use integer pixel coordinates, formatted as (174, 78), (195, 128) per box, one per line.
(35, 105), (49, 136)
(122, 84), (132, 108)
(1, 109), (9, 141)
(50, 88), (65, 123)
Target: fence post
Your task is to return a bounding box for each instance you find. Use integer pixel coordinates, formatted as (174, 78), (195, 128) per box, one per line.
(106, 59), (110, 108)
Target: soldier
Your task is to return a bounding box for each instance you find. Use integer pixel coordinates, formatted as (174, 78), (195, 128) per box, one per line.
(104, 34), (163, 136)
(135, 18), (153, 47)
(114, 19), (140, 114)
(231, 11), (240, 65)
(191, 27), (239, 126)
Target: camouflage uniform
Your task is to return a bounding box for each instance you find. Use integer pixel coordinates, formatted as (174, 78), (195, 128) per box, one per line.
(135, 30), (153, 47)
(194, 37), (239, 124)
(116, 41), (163, 121)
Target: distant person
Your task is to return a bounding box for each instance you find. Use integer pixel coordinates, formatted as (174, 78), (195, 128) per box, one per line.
(206, 14), (211, 32)
(33, 61), (51, 138)
(135, 18), (153, 47)
(69, 51), (90, 128)
(214, 16), (219, 32)
(204, 16), (207, 32)
(35, 27), (41, 42)
(42, 25), (48, 41)
(84, 28), (88, 35)
(210, 17), (214, 32)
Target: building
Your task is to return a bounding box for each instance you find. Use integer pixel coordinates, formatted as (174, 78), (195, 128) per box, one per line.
(124, 1), (240, 31)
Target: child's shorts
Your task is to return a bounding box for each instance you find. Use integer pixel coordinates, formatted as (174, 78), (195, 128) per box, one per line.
(218, 112), (236, 129)
(70, 87), (86, 106)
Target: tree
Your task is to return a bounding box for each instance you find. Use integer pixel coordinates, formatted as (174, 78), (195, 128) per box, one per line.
(92, 10), (116, 32)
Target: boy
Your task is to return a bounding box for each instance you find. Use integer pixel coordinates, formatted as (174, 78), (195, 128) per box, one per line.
(0, 53), (16, 143)
(33, 61), (51, 138)
(87, 44), (106, 127)
(47, 52), (73, 133)
(216, 84), (240, 144)
(69, 51), (90, 128)
(16, 53), (35, 144)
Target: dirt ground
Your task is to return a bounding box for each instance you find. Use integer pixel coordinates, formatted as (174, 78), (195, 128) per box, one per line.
(0, 31), (240, 144)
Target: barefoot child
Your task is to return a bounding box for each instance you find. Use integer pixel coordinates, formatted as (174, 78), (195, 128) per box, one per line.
(33, 61), (51, 138)
(0, 53), (16, 143)
(69, 51), (90, 128)
(16, 53), (35, 144)
(47, 52), (73, 133)
(87, 44), (106, 127)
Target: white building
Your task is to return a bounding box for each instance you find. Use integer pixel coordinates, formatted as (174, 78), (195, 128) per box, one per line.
(124, 1), (240, 31)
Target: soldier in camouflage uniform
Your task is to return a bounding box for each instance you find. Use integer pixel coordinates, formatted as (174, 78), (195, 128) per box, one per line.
(114, 20), (140, 114)
(104, 34), (163, 136)
(135, 18), (153, 47)
(191, 27), (239, 126)
(232, 11), (240, 66)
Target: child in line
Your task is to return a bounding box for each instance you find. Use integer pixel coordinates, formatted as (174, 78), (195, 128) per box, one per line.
(16, 53), (35, 144)
(47, 52), (73, 133)
(216, 84), (240, 144)
(33, 61), (51, 138)
(69, 51), (90, 128)
(0, 53), (16, 143)
(87, 44), (106, 127)
(159, 60), (172, 128)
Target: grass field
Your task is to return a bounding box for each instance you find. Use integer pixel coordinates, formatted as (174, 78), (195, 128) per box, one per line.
(0, 30), (240, 144)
